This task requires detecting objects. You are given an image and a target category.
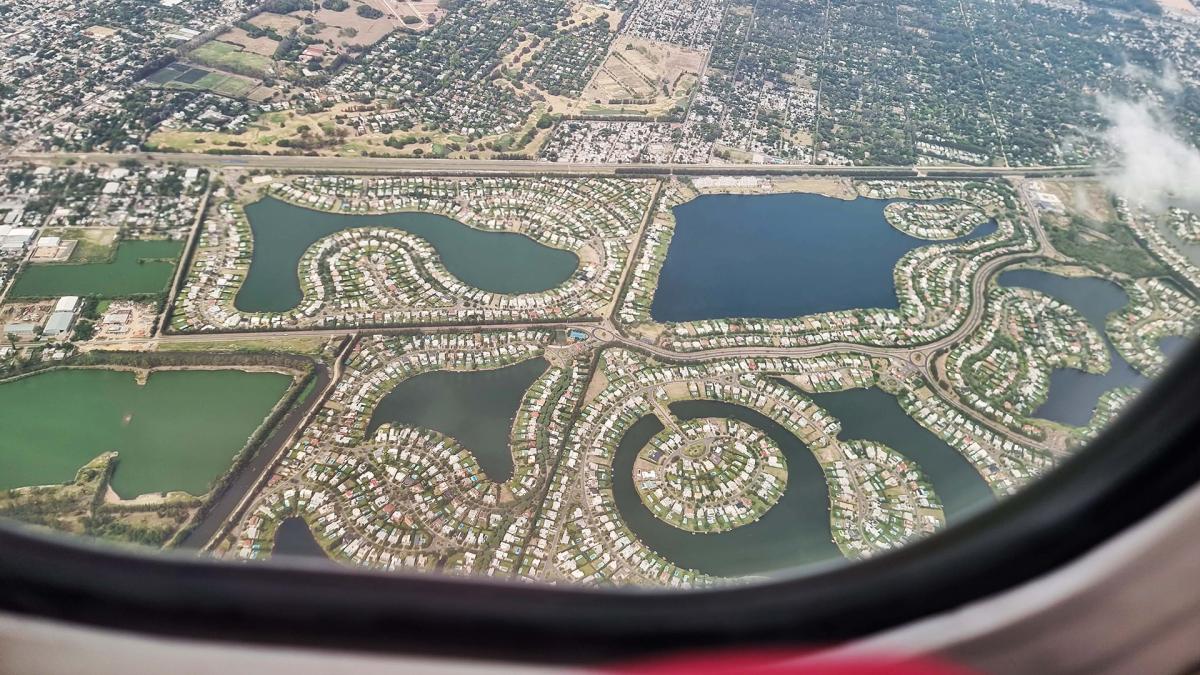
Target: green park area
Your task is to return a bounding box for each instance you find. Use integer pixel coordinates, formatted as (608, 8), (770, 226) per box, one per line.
(188, 41), (273, 77)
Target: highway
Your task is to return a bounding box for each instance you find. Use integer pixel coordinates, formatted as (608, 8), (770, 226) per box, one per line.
(4, 151), (1098, 178)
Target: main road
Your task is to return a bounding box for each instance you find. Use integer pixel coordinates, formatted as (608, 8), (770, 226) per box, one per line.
(5, 151), (1097, 178)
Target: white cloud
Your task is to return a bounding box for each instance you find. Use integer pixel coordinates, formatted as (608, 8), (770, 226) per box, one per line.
(1097, 95), (1200, 212)
(1160, 60), (1184, 95)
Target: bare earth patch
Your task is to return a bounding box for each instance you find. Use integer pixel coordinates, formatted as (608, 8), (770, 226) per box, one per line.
(578, 35), (704, 117)
(221, 26), (282, 57)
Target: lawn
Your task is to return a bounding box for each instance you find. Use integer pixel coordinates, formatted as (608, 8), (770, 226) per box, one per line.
(189, 40), (273, 77)
(194, 71), (257, 97)
(163, 336), (330, 357)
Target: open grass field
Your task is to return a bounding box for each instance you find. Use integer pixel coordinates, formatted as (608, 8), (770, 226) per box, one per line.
(191, 71), (259, 97)
(150, 107), (337, 152)
(1041, 180), (1118, 224)
(162, 336), (330, 357)
(83, 25), (118, 38)
(149, 99), (546, 158)
(578, 36), (703, 116)
(149, 61), (266, 99)
(189, 40), (274, 77)
(146, 63), (188, 84)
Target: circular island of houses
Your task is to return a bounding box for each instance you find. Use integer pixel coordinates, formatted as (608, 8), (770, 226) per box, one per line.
(632, 418), (788, 533)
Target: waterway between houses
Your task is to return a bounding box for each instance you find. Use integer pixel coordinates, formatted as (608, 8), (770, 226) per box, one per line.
(997, 269), (1149, 427)
(608, 387), (997, 579)
(236, 197), (579, 313)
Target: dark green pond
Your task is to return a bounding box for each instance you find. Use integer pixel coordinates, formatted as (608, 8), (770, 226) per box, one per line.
(8, 240), (182, 298)
(0, 368), (291, 497)
(272, 516), (337, 565)
(365, 358), (549, 482)
(236, 197), (579, 313)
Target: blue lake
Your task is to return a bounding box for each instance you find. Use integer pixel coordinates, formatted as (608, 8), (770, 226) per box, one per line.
(997, 269), (1146, 427)
(608, 387), (995, 578)
(806, 387), (994, 523)
(1159, 335), (1191, 362)
(272, 517), (337, 566)
(650, 193), (997, 322)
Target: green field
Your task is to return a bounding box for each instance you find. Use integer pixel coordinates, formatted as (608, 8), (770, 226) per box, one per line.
(188, 40), (273, 77)
(163, 336), (330, 357)
(169, 70), (257, 97)
(0, 368), (292, 497)
(8, 240), (183, 298)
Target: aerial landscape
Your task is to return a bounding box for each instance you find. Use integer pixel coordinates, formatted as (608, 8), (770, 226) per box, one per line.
(1, 0), (1200, 587)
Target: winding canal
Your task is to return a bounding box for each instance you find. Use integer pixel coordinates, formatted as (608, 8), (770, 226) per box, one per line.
(997, 269), (1146, 427)
(236, 196), (580, 313)
(610, 400), (842, 578)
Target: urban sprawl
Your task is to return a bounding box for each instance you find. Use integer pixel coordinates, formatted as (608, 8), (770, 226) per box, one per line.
(1, 0), (1200, 587)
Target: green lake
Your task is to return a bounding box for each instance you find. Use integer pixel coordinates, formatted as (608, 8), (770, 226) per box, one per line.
(0, 368), (291, 498)
(8, 240), (183, 298)
(236, 197), (580, 313)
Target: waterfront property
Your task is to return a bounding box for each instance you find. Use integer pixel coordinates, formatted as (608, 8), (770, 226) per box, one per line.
(176, 176), (652, 332)
(0, 368), (292, 497)
(998, 269), (1146, 427)
(8, 239), (183, 299)
(807, 387), (994, 522)
(612, 402), (842, 578)
(236, 196), (579, 313)
(366, 358), (550, 481)
(650, 192), (996, 322)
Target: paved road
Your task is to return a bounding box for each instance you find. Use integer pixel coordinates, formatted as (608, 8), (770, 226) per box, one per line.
(5, 151), (1097, 178)
(157, 182), (212, 336)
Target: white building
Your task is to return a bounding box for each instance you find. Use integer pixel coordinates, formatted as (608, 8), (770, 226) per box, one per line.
(0, 227), (37, 253)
